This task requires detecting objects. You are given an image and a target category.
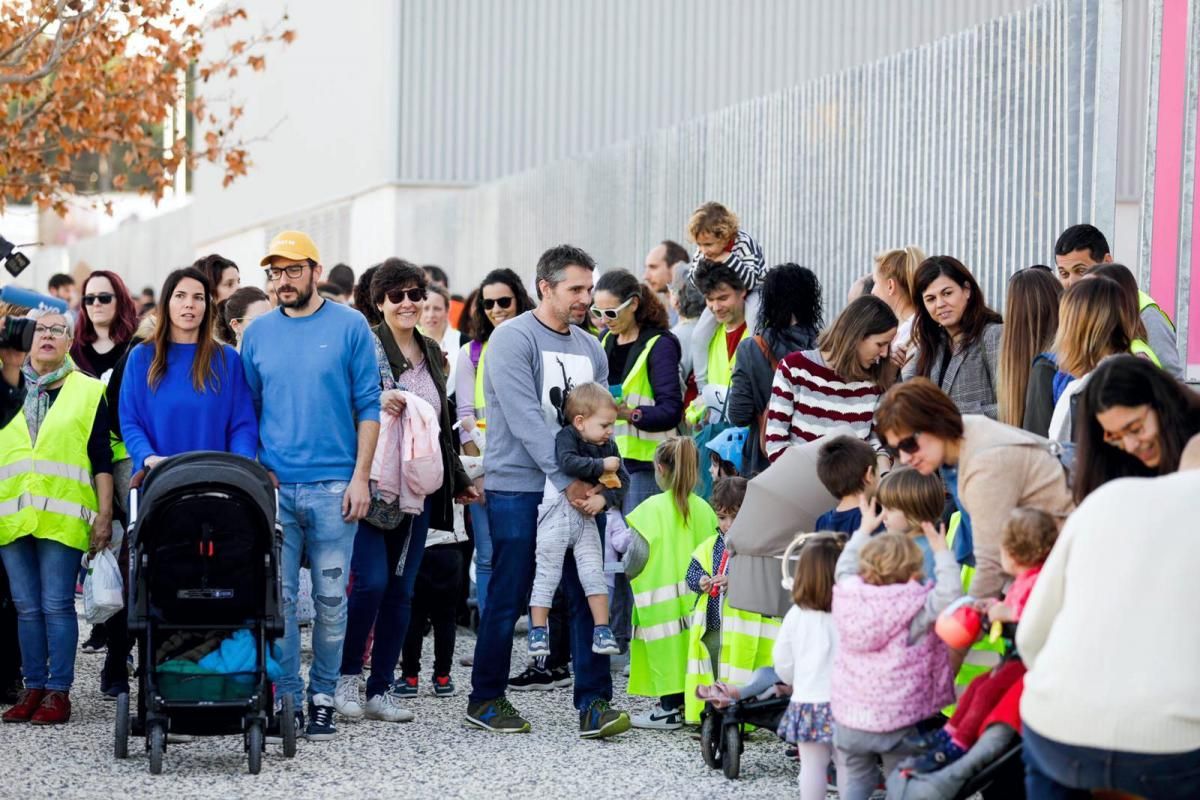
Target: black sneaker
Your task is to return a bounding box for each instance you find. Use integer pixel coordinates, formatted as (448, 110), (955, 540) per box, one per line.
(465, 697), (531, 733)
(507, 664), (555, 692)
(80, 627), (107, 654)
(305, 693), (337, 740)
(549, 665), (572, 687)
(579, 698), (630, 740)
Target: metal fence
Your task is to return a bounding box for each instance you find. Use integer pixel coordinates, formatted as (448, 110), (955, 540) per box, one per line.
(395, 0), (1122, 315)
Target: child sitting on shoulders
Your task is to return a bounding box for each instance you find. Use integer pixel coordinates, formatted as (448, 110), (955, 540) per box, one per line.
(774, 534), (844, 800)
(903, 507), (1059, 773)
(831, 500), (962, 800)
(873, 466), (947, 582)
(814, 435), (878, 534)
(528, 383), (629, 659)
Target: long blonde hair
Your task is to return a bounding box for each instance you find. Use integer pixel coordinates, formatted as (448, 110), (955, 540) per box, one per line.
(654, 437), (699, 523)
(998, 268), (1062, 425)
(874, 246), (926, 308)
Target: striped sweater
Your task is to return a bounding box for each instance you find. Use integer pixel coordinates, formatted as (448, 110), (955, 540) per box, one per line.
(763, 350), (882, 463)
(688, 229), (767, 292)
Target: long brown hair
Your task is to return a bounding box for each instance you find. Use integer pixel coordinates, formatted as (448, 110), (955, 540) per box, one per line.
(149, 267), (225, 392)
(816, 295), (898, 385)
(791, 535), (842, 611)
(1054, 277), (1131, 378)
(874, 246), (926, 308)
(654, 437), (699, 524)
(998, 268), (1062, 425)
(1087, 263), (1149, 340)
(912, 256), (1003, 379)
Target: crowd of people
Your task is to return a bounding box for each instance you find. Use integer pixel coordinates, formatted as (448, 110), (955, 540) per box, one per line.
(0, 207), (1198, 798)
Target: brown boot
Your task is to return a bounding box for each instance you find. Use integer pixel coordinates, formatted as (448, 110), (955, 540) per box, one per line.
(30, 690), (70, 725)
(2, 688), (46, 723)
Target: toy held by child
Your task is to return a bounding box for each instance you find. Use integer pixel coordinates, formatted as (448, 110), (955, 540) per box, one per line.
(528, 383), (630, 659)
(830, 499), (963, 800)
(873, 466), (947, 582)
(901, 507), (1058, 774)
(813, 436), (878, 534)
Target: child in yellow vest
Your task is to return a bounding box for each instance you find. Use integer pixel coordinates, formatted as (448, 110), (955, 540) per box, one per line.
(624, 437), (715, 730)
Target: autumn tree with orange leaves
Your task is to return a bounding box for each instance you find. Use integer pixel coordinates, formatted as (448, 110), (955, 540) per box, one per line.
(0, 0), (294, 216)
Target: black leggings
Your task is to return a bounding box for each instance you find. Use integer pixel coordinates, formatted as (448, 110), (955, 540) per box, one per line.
(400, 545), (462, 679)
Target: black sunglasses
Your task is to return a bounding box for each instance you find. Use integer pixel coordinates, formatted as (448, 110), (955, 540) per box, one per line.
(83, 293), (115, 306)
(482, 296), (514, 311)
(887, 432), (922, 457)
(386, 287), (427, 304)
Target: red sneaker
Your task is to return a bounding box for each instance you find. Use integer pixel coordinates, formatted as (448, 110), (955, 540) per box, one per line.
(30, 690), (71, 725)
(2, 688), (46, 723)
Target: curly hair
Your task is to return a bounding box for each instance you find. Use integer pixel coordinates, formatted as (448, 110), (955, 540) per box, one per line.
(859, 533), (925, 586)
(687, 201), (739, 244)
(1002, 507), (1058, 567)
(473, 268), (536, 342)
(757, 263), (823, 333)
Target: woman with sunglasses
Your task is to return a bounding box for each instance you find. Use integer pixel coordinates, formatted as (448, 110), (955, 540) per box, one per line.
(337, 259), (475, 724)
(874, 379), (1074, 600)
(70, 270), (140, 382)
(453, 269), (534, 617)
(1071, 354), (1200, 504)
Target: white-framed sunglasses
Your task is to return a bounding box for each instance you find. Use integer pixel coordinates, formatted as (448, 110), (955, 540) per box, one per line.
(588, 296), (635, 320)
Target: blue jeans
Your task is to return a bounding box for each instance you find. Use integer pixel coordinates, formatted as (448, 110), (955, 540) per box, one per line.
(277, 481), (358, 706)
(1024, 724), (1200, 799)
(341, 501), (431, 697)
(469, 490), (612, 712)
(0, 536), (81, 691)
(469, 501), (492, 614)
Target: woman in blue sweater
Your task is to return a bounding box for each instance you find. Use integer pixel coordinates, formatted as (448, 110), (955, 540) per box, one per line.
(119, 267), (258, 472)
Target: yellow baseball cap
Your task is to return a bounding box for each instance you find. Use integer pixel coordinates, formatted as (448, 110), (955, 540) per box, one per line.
(261, 230), (320, 266)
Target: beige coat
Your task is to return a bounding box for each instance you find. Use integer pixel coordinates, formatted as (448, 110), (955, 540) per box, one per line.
(953, 415), (1074, 598)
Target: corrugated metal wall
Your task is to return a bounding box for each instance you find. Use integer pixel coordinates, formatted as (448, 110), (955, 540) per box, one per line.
(396, 0), (1121, 313)
(395, 0), (1145, 200)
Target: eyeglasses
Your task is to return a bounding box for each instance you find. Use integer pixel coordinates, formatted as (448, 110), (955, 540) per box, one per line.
(34, 325), (68, 339)
(386, 287), (427, 304)
(482, 296), (514, 311)
(264, 263), (312, 281)
(589, 297), (635, 320)
(83, 293), (115, 306)
(887, 432), (922, 457)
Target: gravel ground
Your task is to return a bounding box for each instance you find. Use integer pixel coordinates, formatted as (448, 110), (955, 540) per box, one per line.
(4, 611), (804, 799)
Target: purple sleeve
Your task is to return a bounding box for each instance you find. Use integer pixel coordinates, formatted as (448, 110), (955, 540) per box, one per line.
(633, 335), (684, 432)
(454, 345), (476, 444)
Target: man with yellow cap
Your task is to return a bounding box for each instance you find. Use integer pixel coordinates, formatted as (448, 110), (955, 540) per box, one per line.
(241, 231), (381, 742)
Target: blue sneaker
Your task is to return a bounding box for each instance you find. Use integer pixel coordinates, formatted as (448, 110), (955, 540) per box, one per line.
(394, 676), (419, 697)
(592, 625), (619, 655)
(527, 625), (550, 658)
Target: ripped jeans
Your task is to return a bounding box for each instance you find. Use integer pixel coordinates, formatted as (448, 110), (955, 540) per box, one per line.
(277, 480), (358, 706)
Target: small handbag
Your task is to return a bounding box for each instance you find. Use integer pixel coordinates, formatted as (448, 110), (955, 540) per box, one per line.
(365, 484), (405, 530)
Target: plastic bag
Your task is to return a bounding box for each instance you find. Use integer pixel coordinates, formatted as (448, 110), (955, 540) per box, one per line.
(82, 548), (123, 624)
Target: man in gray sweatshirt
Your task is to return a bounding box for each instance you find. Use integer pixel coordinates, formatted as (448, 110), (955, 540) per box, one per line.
(465, 245), (631, 740)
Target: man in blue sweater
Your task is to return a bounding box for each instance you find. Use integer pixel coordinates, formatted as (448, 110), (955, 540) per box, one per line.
(241, 230), (381, 741)
(465, 244), (630, 740)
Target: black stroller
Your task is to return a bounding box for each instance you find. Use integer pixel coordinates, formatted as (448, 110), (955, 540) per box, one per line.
(700, 692), (791, 779)
(113, 452), (295, 774)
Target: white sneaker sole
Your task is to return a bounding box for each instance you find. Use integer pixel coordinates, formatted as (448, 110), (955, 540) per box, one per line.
(592, 644), (620, 655)
(334, 702), (364, 719)
(631, 717), (684, 731)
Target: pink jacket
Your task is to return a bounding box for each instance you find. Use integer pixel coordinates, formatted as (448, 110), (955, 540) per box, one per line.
(831, 576), (956, 733)
(370, 391), (444, 514)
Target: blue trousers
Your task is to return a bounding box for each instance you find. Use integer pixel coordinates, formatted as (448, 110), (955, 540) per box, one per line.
(0, 536), (80, 691)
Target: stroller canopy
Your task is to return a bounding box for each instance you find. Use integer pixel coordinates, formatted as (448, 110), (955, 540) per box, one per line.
(137, 451), (275, 527)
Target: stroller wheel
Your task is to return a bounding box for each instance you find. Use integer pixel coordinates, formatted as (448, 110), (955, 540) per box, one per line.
(281, 694), (297, 758)
(148, 722), (165, 775)
(700, 712), (723, 769)
(114, 693), (130, 759)
(246, 721), (263, 774)
(721, 723), (742, 780)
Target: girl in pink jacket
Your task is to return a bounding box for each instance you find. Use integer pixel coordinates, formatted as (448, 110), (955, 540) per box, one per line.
(829, 501), (963, 800)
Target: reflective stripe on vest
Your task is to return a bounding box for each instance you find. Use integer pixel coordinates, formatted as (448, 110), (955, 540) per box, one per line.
(633, 615), (692, 643)
(603, 333), (672, 462)
(632, 579), (690, 608)
(473, 341), (488, 427)
(1130, 338), (1163, 368)
(0, 370), (104, 551)
(705, 323), (749, 389)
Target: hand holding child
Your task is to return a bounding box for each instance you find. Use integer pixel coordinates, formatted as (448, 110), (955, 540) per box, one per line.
(921, 520), (949, 552)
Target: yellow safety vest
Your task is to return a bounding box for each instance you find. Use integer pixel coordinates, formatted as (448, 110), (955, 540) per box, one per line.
(705, 323), (750, 390)
(0, 370), (105, 552)
(683, 533), (782, 723)
(1130, 338), (1163, 369)
(465, 340), (488, 429)
(626, 492), (718, 698)
(944, 512), (1007, 713)
(1138, 290), (1175, 331)
(602, 333), (671, 463)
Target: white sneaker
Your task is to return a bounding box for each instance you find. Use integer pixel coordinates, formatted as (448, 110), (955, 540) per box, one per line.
(630, 702), (683, 730)
(334, 674), (364, 719)
(364, 692), (415, 723)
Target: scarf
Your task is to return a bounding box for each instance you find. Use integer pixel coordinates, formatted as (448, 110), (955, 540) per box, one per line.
(21, 354), (76, 444)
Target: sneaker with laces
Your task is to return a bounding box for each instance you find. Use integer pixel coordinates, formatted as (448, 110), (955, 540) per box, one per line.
(579, 698), (630, 739)
(334, 675), (364, 719)
(30, 690), (71, 725)
(2, 688), (46, 723)
(364, 691), (415, 723)
(507, 664), (556, 692)
(630, 701), (684, 730)
(526, 625), (550, 657)
(432, 675), (455, 697)
(306, 694), (338, 740)
(592, 625), (619, 655)
(465, 697), (530, 733)
(394, 676), (419, 696)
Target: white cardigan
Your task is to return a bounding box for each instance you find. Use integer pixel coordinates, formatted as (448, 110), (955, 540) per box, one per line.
(1018, 470), (1200, 753)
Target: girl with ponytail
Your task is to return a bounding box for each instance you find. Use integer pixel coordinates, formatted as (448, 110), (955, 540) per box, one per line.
(871, 246), (926, 363)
